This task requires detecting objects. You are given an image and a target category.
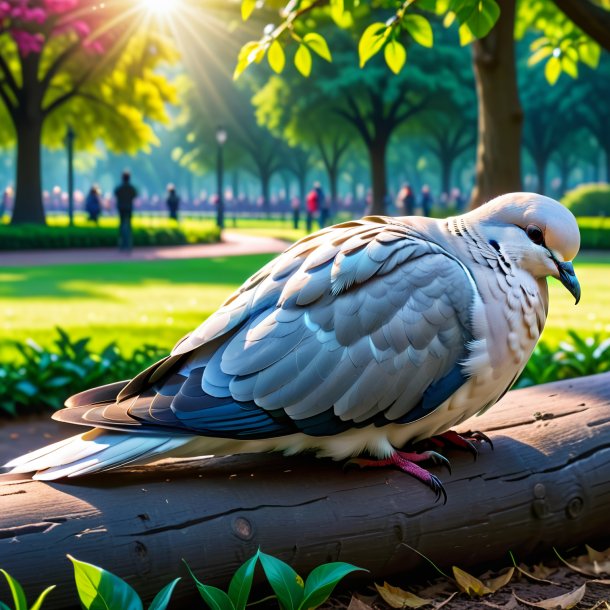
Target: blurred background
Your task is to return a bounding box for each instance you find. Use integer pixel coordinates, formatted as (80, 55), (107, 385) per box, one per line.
(0, 0), (609, 415)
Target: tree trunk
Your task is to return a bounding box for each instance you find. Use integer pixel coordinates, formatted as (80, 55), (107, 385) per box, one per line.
(369, 138), (388, 216)
(11, 117), (45, 225)
(535, 159), (547, 195)
(440, 153), (453, 197)
(261, 172), (271, 217)
(328, 164), (339, 214)
(1, 374), (609, 609)
(469, 0), (522, 209)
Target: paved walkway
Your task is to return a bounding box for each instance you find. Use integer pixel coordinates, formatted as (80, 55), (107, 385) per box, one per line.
(0, 232), (290, 267)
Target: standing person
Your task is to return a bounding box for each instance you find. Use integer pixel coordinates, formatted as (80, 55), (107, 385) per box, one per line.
(85, 185), (102, 224)
(305, 184), (319, 233)
(114, 170), (138, 252)
(420, 184), (433, 217)
(0, 188), (9, 221)
(397, 183), (416, 215)
(315, 182), (329, 228)
(166, 184), (180, 221)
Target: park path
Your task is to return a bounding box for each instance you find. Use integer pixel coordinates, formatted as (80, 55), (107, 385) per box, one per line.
(0, 231), (290, 267)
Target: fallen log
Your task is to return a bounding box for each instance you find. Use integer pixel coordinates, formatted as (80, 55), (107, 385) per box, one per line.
(1, 373), (609, 609)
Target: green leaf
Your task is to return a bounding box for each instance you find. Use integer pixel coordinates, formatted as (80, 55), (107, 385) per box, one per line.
(561, 55), (578, 79)
(358, 22), (389, 67)
(403, 15), (433, 48)
(456, 0), (500, 44)
(184, 561), (235, 610)
(303, 33), (332, 61)
(0, 602), (12, 610)
(294, 45), (312, 77)
(241, 0), (256, 21)
(30, 585), (56, 610)
(544, 56), (561, 85)
(299, 563), (365, 610)
(527, 45), (553, 66)
(0, 570), (28, 610)
(268, 40), (285, 73)
(148, 578), (181, 610)
(228, 552), (259, 610)
(384, 40), (407, 74)
(578, 40), (600, 68)
(259, 551), (304, 610)
(234, 41), (262, 80)
(69, 555), (143, 610)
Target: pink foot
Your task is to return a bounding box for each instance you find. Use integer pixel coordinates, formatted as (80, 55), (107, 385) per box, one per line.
(426, 430), (493, 459)
(347, 450), (449, 503)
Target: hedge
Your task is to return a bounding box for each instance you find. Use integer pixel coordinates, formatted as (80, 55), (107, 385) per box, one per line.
(0, 223), (221, 250)
(562, 183), (610, 217)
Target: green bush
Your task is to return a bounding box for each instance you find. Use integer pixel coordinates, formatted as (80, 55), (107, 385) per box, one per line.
(576, 216), (610, 249)
(0, 223), (220, 250)
(562, 183), (610, 217)
(1, 329), (608, 418)
(0, 328), (166, 416)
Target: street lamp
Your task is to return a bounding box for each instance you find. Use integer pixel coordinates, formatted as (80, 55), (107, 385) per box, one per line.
(215, 126), (228, 230)
(65, 126), (75, 227)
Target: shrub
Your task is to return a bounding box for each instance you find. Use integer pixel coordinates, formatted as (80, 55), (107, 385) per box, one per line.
(562, 183), (610, 217)
(0, 223), (220, 251)
(0, 328), (166, 416)
(1, 329), (608, 418)
(576, 216), (610, 250)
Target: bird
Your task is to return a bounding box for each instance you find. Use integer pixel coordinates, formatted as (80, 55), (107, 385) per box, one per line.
(4, 192), (581, 500)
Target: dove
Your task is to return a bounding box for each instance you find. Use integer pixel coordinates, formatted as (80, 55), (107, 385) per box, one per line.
(4, 193), (581, 500)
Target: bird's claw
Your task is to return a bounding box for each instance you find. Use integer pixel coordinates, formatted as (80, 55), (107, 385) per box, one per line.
(344, 450), (448, 503)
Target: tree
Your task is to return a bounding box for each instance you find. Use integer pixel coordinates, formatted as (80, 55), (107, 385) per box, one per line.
(520, 51), (585, 194)
(572, 57), (610, 182)
(237, 0), (610, 207)
(253, 70), (355, 212)
(0, 0), (178, 224)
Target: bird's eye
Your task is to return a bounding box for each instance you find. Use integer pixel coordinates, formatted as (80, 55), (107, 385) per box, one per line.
(526, 224), (544, 245)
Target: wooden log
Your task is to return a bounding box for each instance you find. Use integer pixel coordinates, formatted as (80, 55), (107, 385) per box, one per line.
(1, 373), (610, 609)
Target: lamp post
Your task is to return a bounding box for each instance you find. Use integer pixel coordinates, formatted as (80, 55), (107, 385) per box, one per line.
(215, 126), (227, 230)
(65, 126), (75, 227)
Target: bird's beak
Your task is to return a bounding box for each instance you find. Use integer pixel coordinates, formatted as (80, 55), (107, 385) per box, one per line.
(557, 261), (581, 305)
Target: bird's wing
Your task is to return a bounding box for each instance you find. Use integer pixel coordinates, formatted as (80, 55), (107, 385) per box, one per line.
(56, 218), (478, 439)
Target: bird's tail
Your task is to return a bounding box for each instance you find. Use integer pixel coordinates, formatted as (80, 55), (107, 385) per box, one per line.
(3, 429), (195, 480)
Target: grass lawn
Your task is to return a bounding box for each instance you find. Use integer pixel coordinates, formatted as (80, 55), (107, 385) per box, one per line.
(0, 252), (608, 362)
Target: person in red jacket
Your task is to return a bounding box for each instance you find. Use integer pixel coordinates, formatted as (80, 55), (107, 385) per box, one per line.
(306, 184), (319, 233)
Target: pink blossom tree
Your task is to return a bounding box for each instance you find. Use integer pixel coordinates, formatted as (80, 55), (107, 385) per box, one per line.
(0, 0), (178, 224)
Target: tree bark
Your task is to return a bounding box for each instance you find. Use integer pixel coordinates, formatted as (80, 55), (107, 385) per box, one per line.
(1, 374), (609, 609)
(261, 172), (271, 217)
(11, 117), (45, 225)
(369, 138), (388, 216)
(469, 0), (523, 209)
(11, 54), (46, 225)
(440, 153), (453, 196)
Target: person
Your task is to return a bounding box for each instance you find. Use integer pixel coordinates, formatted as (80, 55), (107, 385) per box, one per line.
(420, 185), (433, 217)
(114, 170), (138, 252)
(0, 188), (9, 221)
(305, 185), (319, 233)
(315, 182), (329, 228)
(85, 185), (102, 224)
(166, 184), (180, 221)
(397, 183), (415, 215)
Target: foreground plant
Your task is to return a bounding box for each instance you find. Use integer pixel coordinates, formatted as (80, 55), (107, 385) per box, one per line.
(186, 550), (365, 610)
(69, 556), (180, 610)
(0, 570), (55, 610)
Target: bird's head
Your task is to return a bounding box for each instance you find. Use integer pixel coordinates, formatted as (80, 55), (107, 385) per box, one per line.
(468, 192), (581, 304)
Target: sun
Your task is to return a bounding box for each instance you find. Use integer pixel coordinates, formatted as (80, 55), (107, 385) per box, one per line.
(139, 0), (179, 15)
